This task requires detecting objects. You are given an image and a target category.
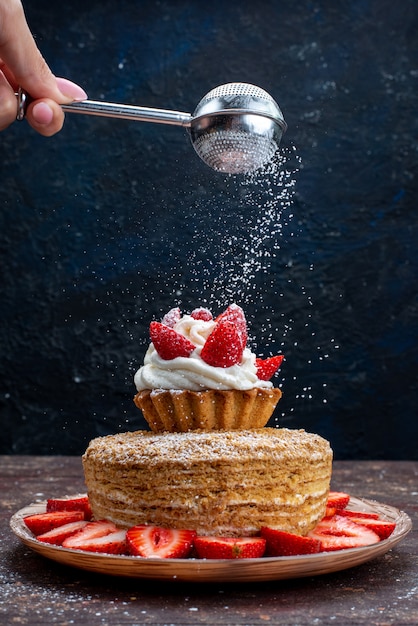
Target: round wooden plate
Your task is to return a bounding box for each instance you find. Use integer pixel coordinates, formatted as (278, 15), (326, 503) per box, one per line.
(10, 496), (412, 583)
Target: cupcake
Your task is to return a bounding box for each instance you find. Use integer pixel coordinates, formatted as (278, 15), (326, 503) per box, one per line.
(133, 304), (283, 432)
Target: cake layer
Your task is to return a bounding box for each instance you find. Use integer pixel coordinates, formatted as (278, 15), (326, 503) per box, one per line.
(83, 428), (333, 537)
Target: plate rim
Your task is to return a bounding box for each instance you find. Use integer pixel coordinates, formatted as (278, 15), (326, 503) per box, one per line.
(10, 495), (412, 582)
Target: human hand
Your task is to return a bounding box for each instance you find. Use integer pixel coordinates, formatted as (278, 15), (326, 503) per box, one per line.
(0, 0), (87, 135)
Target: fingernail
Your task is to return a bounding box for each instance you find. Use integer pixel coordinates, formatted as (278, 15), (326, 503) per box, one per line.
(56, 77), (88, 101)
(32, 102), (54, 125)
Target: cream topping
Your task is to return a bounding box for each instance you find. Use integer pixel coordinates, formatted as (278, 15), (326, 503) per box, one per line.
(134, 313), (273, 391)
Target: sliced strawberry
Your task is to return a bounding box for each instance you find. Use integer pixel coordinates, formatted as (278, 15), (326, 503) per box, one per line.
(150, 321), (195, 360)
(161, 307), (181, 328)
(190, 307), (213, 322)
(200, 319), (244, 368)
(36, 520), (88, 545)
(23, 510), (85, 536)
(327, 491), (350, 510)
(65, 529), (127, 554)
(323, 507), (338, 519)
(194, 536), (266, 559)
(308, 515), (380, 551)
(215, 304), (248, 348)
(339, 509), (380, 520)
(347, 517), (396, 540)
(261, 527), (321, 556)
(255, 355), (284, 381)
(126, 525), (196, 559)
(46, 495), (92, 520)
(62, 520), (121, 550)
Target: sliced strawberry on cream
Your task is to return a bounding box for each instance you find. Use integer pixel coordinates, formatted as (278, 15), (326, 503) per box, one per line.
(200, 319), (244, 367)
(126, 525), (196, 559)
(215, 303), (248, 349)
(150, 321), (195, 360)
(190, 307), (213, 321)
(161, 307), (181, 328)
(255, 355), (284, 381)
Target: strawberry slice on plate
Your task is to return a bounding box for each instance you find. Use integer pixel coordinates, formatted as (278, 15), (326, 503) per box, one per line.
(327, 491), (350, 510)
(36, 520), (88, 545)
(150, 321), (195, 360)
(126, 525), (196, 559)
(23, 510), (85, 536)
(62, 520), (127, 554)
(338, 509), (380, 520)
(46, 495), (92, 520)
(308, 515), (380, 551)
(345, 517), (396, 540)
(255, 355), (284, 381)
(194, 536), (266, 559)
(200, 319), (244, 368)
(261, 527), (321, 556)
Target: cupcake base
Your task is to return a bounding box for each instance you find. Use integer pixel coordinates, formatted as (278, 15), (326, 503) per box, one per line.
(133, 387), (282, 432)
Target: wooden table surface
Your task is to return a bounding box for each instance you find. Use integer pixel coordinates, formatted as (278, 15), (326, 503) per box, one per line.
(0, 456), (417, 625)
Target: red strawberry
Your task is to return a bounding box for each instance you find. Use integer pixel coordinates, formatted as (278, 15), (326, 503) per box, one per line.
(215, 304), (248, 348)
(194, 536), (266, 559)
(346, 517), (396, 540)
(327, 491), (350, 510)
(65, 529), (127, 554)
(46, 495), (92, 520)
(200, 319), (244, 368)
(62, 520), (126, 554)
(191, 307), (213, 322)
(308, 515), (380, 551)
(23, 510), (85, 536)
(150, 321), (195, 360)
(36, 520), (88, 545)
(126, 525), (196, 559)
(261, 527), (321, 556)
(255, 355), (284, 380)
(339, 509), (379, 520)
(161, 307), (181, 328)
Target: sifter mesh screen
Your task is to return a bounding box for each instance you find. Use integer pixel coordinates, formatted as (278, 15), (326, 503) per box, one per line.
(202, 83), (275, 103)
(193, 130), (278, 174)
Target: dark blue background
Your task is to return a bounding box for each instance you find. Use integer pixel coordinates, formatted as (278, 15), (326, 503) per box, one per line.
(1, 0), (417, 458)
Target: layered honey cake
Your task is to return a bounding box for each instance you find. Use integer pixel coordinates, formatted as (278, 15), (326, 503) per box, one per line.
(83, 428), (333, 537)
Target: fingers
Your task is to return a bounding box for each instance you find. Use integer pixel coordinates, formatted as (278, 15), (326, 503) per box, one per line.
(0, 0), (87, 135)
(0, 0), (64, 102)
(25, 98), (66, 137)
(0, 71), (17, 131)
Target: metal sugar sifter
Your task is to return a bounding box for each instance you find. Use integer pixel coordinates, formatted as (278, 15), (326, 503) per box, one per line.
(16, 82), (287, 174)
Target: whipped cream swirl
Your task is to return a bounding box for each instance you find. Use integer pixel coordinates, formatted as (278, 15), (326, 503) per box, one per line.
(134, 314), (272, 391)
